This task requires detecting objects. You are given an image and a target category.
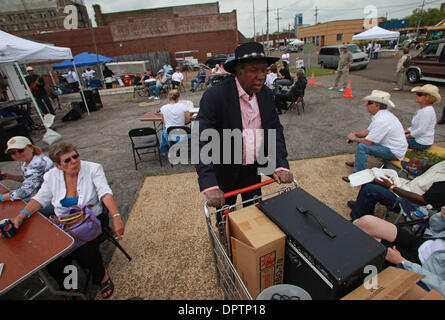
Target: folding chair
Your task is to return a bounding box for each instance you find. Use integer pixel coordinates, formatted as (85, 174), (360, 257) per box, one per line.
(129, 127), (162, 170)
(287, 96), (305, 115)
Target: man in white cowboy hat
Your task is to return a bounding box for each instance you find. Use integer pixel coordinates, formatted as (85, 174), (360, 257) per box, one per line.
(343, 90), (408, 179)
(196, 41), (293, 208)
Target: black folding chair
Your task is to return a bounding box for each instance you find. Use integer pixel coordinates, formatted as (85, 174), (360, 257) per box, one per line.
(129, 127), (162, 170)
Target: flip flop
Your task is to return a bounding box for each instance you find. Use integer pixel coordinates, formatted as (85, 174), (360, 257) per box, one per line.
(100, 277), (114, 299)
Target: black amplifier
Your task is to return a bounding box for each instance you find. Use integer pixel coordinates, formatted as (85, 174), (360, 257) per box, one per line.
(258, 187), (387, 300)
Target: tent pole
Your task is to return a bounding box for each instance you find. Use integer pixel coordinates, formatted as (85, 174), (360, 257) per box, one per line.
(72, 60), (90, 115)
(14, 63), (45, 126)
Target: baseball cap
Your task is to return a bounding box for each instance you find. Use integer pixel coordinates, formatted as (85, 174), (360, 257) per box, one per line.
(5, 136), (32, 154)
(26, 66), (34, 71)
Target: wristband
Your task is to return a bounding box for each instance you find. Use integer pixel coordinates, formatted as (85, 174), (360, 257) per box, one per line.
(389, 185), (396, 191)
(19, 209), (31, 219)
(113, 213), (120, 218)
(0, 194), (3, 202)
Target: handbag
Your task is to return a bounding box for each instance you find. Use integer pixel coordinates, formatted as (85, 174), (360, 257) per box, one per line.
(51, 204), (102, 257)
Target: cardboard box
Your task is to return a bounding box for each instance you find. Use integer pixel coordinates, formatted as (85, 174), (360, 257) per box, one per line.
(227, 205), (286, 299)
(341, 267), (444, 300)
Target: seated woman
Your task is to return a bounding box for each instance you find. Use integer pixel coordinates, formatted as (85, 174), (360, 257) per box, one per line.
(405, 84), (440, 150)
(353, 206), (445, 297)
(159, 89), (190, 156)
(265, 64), (278, 90)
(0, 136), (53, 215)
(3, 142), (124, 299)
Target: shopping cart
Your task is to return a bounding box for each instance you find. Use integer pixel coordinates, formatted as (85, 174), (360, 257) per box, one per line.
(204, 178), (299, 300)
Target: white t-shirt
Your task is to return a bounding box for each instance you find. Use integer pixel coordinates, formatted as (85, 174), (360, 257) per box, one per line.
(281, 53), (290, 63)
(172, 72), (184, 83)
(408, 106), (437, 146)
(366, 109), (408, 160)
(160, 102), (188, 129)
(265, 73), (277, 88)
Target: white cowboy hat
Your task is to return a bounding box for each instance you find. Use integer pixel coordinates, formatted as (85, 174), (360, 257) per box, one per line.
(411, 84), (441, 103)
(361, 90), (396, 108)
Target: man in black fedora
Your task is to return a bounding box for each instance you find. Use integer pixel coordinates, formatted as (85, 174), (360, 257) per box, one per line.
(195, 42), (293, 208)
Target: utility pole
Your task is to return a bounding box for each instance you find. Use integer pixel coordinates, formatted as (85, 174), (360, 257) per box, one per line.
(252, 0), (256, 41)
(416, 0), (425, 38)
(315, 7), (319, 24)
(276, 8), (280, 34)
(266, 0), (269, 51)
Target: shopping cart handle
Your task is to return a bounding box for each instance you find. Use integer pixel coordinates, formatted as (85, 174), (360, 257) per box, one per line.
(223, 179), (275, 198)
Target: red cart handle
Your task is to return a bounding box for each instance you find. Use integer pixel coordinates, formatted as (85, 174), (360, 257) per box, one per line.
(223, 178), (275, 198)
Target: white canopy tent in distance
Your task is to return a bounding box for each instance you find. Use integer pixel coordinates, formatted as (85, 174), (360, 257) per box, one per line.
(352, 26), (400, 42)
(0, 30), (90, 127)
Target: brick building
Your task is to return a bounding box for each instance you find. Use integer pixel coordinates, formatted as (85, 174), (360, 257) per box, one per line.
(0, 0), (90, 35)
(10, 2), (245, 67)
(296, 18), (384, 47)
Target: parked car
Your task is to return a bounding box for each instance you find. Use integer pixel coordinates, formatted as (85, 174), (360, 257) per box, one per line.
(406, 39), (445, 84)
(318, 44), (369, 70)
(205, 54), (230, 68)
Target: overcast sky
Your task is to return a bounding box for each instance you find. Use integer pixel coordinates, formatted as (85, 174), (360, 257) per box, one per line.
(84, 0), (443, 37)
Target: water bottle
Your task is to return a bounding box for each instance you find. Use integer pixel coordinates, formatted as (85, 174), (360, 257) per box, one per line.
(414, 205), (432, 219)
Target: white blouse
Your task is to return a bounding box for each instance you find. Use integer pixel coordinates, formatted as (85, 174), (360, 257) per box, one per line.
(33, 160), (113, 217)
(408, 105), (436, 146)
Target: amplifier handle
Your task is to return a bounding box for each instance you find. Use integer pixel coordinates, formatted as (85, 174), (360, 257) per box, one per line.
(296, 206), (336, 239)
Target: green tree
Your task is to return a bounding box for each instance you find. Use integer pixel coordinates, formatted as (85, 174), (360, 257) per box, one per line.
(408, 7), (445, 27)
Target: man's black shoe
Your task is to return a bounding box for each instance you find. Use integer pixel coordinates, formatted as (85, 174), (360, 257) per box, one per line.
(347, 200), (356, 209)
(438, 119), (445, 125)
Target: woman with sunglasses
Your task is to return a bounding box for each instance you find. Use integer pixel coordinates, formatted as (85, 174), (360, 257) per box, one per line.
(405, 84), (441, 150)
(0, 136), (53, 208)
(3, 141), (124, 299)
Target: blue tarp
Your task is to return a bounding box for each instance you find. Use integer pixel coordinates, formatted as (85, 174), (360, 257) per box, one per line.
(52, 51), (116, 69)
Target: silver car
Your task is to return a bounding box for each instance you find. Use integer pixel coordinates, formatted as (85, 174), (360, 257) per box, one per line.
(318, 44), (369, 70)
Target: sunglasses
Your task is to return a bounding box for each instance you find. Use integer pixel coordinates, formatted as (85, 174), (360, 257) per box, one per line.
(62, 153), (80, 164)
(366, 101), (375, 105)
(415, 92), (426, 97)
(8, 149), (25, 156)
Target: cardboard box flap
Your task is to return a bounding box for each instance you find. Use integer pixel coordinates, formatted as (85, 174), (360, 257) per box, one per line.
(341, 267), (424, 300)
(228, 206), (285, 249)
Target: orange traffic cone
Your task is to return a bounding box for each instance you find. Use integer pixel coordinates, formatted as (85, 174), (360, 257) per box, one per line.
(308, 72), (316, 86)
(343, 80), (354, 98)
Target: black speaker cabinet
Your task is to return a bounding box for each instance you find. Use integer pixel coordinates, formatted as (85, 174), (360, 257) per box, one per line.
(258, 187), (387, 300)
(62, 101), (84, 122)
(0, 116), (33, 161)
(83, 88), (102, 111)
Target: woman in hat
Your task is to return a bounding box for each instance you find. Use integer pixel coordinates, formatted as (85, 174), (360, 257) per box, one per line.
(3, 141), (124, 299)
(0, 136), (53, 209)
(405, 84), (441, 150)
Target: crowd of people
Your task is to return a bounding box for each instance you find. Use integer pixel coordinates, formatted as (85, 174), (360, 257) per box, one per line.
(1, 41), (444, 299)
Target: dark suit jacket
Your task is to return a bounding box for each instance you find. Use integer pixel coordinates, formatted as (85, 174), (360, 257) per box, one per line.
(195, 77), (290, 192)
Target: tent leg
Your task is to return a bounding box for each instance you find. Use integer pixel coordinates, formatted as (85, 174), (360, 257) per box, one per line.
(72, 61), (90, 115)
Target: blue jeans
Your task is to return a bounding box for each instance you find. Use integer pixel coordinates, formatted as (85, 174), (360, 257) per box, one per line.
(191, 78), (204, 90)
(354, 142), (398, 173)
(149, 84), (161, 97)
(407, 138), (431, 151)
(350, 183), (398, 220)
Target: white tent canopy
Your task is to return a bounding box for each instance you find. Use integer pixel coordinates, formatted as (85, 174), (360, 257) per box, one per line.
(0, 30), (72, 64)
(352, 26), (400, 41)
(290, 39), (304, 45)
(0, 30), (90, 126)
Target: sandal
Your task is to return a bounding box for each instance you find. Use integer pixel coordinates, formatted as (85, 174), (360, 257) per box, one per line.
(100, 277), (114, 299)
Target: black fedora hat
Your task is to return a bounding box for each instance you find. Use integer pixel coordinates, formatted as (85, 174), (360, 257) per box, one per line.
(224, 42), (279, 74)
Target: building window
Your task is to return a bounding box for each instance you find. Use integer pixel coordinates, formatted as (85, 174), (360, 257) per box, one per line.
(40, 12), (47, 19)
(0, 16), (5, 22)
(18, 13), (26, 20)
(337, 33), (343, 41)
(8, 15), (16, 22)
(316, 36), (319, 45)
(49, 10), (57, 17)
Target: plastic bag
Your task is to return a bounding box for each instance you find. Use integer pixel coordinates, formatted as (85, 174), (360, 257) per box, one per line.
(42, 128), (62, 145)
(42, 113), (55, 128)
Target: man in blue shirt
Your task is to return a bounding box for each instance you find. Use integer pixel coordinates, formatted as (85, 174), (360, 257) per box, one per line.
(190, 66), (207, 92)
